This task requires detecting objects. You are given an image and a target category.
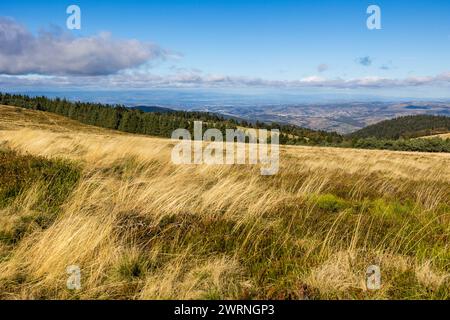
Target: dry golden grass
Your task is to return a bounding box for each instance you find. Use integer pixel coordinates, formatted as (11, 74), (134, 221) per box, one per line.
(0, 106), (449, 300)
(421, 133), (450, 140)
(0, 105), (113, 134)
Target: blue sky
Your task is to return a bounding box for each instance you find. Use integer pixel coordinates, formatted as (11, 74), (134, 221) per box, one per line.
(0, 0), (449, 98)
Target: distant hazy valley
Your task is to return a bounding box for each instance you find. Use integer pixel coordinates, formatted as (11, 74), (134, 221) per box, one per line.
(177, 102), (450, 134)
(16, 91), (450, 134)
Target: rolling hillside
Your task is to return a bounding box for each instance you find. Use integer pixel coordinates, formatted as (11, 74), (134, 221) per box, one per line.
(350, 115), (450, 139)
(0, 93), (343, 146)
(421, 133), (450, 140)
(3, 93), (450, 153)
(0, 105), (449, 300)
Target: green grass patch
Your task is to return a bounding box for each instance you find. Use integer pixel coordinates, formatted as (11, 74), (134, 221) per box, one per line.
(0, 149), (81, 245)
(313, 194), (349, 213)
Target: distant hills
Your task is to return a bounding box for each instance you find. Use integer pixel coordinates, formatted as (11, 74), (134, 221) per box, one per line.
(20, 91), (450, 134)
(1, 92), (449, 152)
(179, 102), (450, 134)
(0, 92), (342, 146)
(350, 115), (450, 139)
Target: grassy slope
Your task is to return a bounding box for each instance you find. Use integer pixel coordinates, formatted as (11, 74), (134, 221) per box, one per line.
(0, 105), (449, 300)
(350, 114), (450, 139)
(421, 133), (450, 140)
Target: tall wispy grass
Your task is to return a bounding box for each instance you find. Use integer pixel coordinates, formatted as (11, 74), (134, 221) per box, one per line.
(0, 106), (449, 299)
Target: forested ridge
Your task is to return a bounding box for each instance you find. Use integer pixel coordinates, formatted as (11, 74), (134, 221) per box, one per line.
(350, 115), (450, 139)
(0, 93), (342, 145)
(1, 92), (449, 152)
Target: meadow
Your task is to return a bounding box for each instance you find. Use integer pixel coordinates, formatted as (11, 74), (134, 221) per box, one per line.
(0, 105), (449, 299)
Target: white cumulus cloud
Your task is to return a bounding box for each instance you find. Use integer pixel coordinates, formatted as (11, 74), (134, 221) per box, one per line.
(0, 17), (167, 76)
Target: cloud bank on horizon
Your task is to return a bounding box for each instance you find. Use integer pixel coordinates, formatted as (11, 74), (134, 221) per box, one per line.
(0, 15), (449, 94)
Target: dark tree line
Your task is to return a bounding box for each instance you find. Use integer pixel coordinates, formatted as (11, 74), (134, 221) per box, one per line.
(345, 137), (450, 153)
(1, 92), (449, 152)
(0, 92), (342, 146)
(350, 114), (450, 139)
(0, 93), (238, 138)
